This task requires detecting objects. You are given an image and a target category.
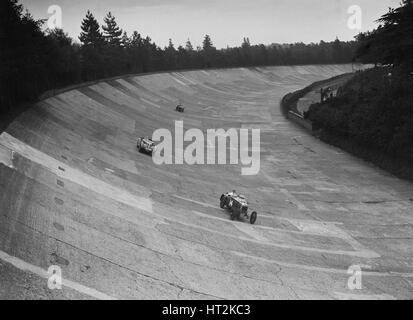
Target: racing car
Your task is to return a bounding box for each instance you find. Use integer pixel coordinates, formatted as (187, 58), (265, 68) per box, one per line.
(137, 137), (156, 155)
(220, 191), (257, 224)
(175, 104), (185, 113)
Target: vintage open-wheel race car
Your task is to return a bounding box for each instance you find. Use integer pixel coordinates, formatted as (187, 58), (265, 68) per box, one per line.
(220, 192), (257, 224)
(137, 137), (156, 155)
(175, 104), (185, 113)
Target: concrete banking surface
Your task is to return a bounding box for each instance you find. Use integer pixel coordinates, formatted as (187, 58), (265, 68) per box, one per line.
(1, 65), (413, 300)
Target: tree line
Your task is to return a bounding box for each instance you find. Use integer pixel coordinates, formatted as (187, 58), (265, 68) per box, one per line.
(1, 0), (358, 114)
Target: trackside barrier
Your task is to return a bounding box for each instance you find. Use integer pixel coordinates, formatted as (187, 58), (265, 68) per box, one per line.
(288, 111), (313, 131)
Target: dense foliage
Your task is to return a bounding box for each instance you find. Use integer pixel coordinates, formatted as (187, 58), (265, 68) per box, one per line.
(306, 0), (413, 170)
(355, 0), (413, 70)
(307, 67), (413, 158)
(1, 0), (358, 114)
(0, 0), (80, 112)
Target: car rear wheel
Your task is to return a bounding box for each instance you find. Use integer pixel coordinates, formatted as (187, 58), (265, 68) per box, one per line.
(230, 212), (236, 221)
(250, 211), (257, 225)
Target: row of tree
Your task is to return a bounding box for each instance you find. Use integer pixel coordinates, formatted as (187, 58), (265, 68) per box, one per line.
(78, 10), (357, 79)
(1, 0), (359, 114)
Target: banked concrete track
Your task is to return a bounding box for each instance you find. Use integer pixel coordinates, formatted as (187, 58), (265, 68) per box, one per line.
(1, 65), (413, 300)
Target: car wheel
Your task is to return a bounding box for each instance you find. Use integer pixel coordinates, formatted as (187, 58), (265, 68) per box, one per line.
(250, 211), (257, 225)
(230, 212), (236, 221)
(220, 195), (225, 207)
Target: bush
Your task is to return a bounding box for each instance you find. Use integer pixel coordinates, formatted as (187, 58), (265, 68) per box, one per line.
(307, 66), (413, 164)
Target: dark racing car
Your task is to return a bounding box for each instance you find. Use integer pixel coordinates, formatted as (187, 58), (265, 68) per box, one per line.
(137, 137), (156, 155)
(220, 191), (257, 224)
(175, 104), (185, 113)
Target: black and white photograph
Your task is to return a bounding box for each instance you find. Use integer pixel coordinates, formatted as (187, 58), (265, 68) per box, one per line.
(1, 0), (413, 307)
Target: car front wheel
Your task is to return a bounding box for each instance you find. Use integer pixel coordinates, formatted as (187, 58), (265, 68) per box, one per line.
(250, 211), (257, 225)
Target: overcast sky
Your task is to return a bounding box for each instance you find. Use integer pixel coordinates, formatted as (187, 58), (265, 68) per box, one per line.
(20, 0), (400, 49)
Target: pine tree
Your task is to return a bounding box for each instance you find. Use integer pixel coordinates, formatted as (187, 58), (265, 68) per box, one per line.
(202, 35), (216, 67)
(79, 11), (105, 80)
(376, 0), (413, 67)
(165, 39), (177, 69)
(185, 39), (194, 52)
(79, 11), (103, 47)
(356, 0), (413, 68)
(102, 12), (123, 46)
(332, 37), (343, 63)
(130, 31), (142, 47)
(202, 35), (214, 51)
(241, 37), (252, 65)
(121, 31), (130, 48)
(242, 37), (251, 49)
(167, 38), (175, 50)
